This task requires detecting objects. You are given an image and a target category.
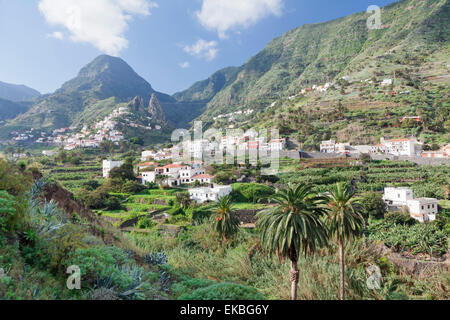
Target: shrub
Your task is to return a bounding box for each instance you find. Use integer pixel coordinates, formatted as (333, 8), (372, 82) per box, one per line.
(122, 180), (145, 194)
(178, 282), (266, 300)
(65, 246), (134, 289)
(105, 197), (122, 211)
(361, 191), (387, 220)
(0, 191), (17, 233)
(137, 217), (156, 229)
(232, 183), (274, 203)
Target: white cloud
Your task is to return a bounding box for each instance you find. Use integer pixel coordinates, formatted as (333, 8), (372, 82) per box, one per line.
(179, 61), (190, 69)
(38, 0), (158, 56)
(47, 31), (64, 40)
(196, 0), (283, 38)
(183, 39), (218, 61)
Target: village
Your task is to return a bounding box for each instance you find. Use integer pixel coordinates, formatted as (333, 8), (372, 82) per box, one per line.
(320, 137), (450, 158)
(100, 130), (444, 225)
(9, 105), (164, 151)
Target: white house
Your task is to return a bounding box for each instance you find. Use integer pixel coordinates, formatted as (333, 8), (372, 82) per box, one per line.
(102, 160), (124, 178)
(140, 171), (156, 185)
(190, 174), (214, 185)
(381, 79), (393, 86)
(382, 187), (414, 206)
(406, 198), (438, 223)
(382, 137), (417, 156)
(141, 150), (156, 161)
(179, 167), (206, 184)
(320, 140), (336, 153)
(42, 150), (57, 157)
(188, 185), (232, 204)
(269, 139), (286, 151)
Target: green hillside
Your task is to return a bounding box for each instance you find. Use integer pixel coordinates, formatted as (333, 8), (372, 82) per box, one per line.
(0, 81), (40, 102)
(0, 98), (31, 122)
(175, 0), (449, 141)
(0, 55), (178, 139)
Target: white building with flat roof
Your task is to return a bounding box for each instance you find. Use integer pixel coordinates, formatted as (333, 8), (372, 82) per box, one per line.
(382, 137), (417, 156)
(188, 185), (232, 204)
(102, 160), (124, 178)
(320, 140), (336, 153)
(406, 198), (438, 223)
(140, 171), (156, 185)
(382, 187), (414, 206)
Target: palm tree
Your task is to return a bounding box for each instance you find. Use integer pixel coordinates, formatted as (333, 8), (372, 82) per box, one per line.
(325, 182), (364, 300)
(257, 183), (328, 300)
(213, 195), (240, 241)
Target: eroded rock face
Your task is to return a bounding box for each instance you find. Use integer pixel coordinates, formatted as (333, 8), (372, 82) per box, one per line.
(128, 96), (146, 113)
(148, 94), (167, 123)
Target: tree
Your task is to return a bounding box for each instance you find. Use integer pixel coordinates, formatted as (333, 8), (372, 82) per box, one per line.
(213, 195), (240, 241)
(109, 159), (135, 181)
(325, 182), (364, 300)
(176, 192), (191, 209)
(257, 184), (328, 300)
(100, 140), (115, 154)
(361, 191), (387, 220)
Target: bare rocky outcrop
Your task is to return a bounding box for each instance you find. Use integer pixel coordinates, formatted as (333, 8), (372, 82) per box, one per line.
(148, 93), (167, 123)
(128, 96), (146, 113)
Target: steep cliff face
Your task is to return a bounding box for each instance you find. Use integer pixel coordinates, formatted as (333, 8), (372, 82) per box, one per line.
(148, 93), (167, 123)
(128, 96), (146, 114)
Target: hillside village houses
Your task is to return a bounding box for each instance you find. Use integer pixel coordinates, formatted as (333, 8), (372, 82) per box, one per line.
(382, 187), (438, 223)
(320, 136), (429, 157)
(30, 106), (140, 150)
(103, 160), (124, 178)
(136, 160), (214, 187)
(421, 144), (450, 159)
(141, 134), (287, 164)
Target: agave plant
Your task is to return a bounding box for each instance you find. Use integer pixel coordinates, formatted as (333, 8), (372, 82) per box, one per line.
(144, 251), (168, 266)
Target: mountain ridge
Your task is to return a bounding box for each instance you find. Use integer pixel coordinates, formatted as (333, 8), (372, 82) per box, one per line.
(0, 80), (40, 102)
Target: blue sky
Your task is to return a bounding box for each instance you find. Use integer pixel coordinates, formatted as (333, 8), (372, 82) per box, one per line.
(0, 0), (397, 95)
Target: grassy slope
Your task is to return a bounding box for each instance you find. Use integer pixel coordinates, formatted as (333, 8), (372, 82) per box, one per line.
(180, 0), (448, 145)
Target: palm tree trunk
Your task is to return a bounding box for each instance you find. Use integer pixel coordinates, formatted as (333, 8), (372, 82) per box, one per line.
(290, 260), (299, 300)
(339, 239), (345, 300)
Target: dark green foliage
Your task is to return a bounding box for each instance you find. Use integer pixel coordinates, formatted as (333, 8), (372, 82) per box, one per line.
(368, 221), (448, 256)
(178, 282), (265, 300)
(121, 180), (145, 194)
(0, 191), (17, 232)
(231, 183), (274, 203)
(361, 191), (387, 220)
